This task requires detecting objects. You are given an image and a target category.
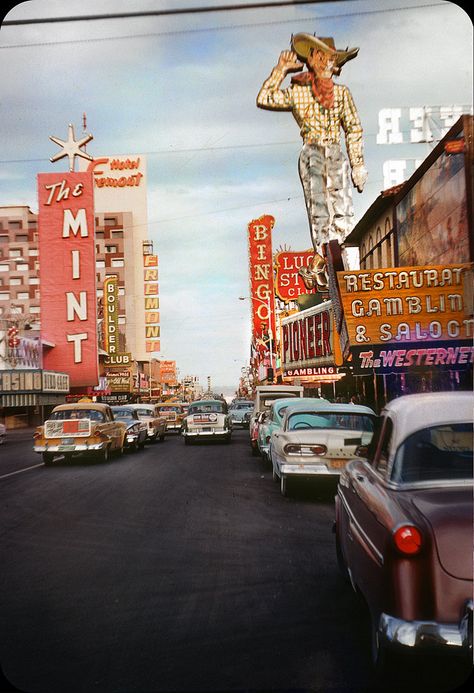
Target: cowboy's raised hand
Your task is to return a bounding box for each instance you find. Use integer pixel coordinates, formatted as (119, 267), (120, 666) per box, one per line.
(277, 50), (304, 73)
(351, 165), (368, 192)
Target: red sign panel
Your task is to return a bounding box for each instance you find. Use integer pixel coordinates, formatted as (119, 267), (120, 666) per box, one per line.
(247, 215), (276, 346)
(38, 172), (99, 387)
(274, 249), (315, 302)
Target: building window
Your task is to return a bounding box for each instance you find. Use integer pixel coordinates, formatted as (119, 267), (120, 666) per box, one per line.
(16, 264), (29, 272)
(111, 230), (124, 238)
(30, 306), (41, 313)
(10, 278), (22, 285)
(9, 248), (22, 258)
(17, 292), (29, 300)
(105, 245), (117, 254)
(29, 249), (39, 257)
(95, 231), (105, 239)
(0, 265), (9, 272)
(0, 293), (10, 301)
(111, 258), (124, 268)
(96, 260), (106, 269)
(8, 221), (22, 230)
(15, 235), (28, 243)
(30, 278), (39, 285)
(104, 217), (117, 227)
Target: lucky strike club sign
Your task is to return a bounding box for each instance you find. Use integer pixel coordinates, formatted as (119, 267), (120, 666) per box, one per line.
(247, 215), (276, 345)
(274, 250), (315, 302)
(337, 264), (474, 346)
(38, 172), (99, 387)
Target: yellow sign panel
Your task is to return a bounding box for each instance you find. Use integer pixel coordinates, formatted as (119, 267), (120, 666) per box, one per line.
(337, 264), (473, 346)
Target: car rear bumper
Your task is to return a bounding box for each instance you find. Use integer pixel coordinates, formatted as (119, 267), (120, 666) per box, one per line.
(35, 442), (107, 453)
(280, 463), (341, 477)
(183, 429), (229, 438)
(379, 604), (473, 655)
(166, 423), (181, 430)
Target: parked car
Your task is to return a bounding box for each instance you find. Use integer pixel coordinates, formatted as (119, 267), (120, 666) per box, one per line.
(182, 399), (232, 444)
(228, 400), (254, 428)
(33, 403), (127, 464)
(0, 422), (6, 445)
(126, 404), (166, 442)
(111, 406), (148, 451)
(250, 411), (266, 456)
(270, 400), (376, 496)
(258, 397), (329, 462)
(335, 392), (473, 674)
(154, 401), (186, 433)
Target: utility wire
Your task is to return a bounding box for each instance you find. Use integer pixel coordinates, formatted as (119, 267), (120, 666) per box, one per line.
(2, 1), (336, 25)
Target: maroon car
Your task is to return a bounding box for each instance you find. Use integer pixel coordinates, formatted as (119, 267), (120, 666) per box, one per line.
(335, 392), (473, 674)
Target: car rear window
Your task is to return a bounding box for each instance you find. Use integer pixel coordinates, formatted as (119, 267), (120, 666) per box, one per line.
(391, 423), (473, 483)
(189, 403), (225, 414)
(50, 409), (105, 422)
(287, 411), (375, 432)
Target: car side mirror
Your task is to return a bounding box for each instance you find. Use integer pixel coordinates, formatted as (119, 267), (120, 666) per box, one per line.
(355, 445), (369, 458)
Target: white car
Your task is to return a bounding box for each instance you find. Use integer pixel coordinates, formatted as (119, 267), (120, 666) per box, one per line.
(182, 399), (232, 444)
(270, 401), (376, 496)
(0, 423), (6, 445)
(126, 404), (166, 442)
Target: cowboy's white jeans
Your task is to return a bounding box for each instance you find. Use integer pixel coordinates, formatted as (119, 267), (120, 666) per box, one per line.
(298, 143), (354, 252)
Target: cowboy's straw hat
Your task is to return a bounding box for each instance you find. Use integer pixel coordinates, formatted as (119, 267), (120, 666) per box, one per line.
(291, 33), (359, 69)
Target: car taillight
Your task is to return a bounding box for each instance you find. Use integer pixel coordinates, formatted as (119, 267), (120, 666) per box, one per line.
(265, 435), (271, 444)
(393, 525), (422, 555)
(283, 444), (327, 456)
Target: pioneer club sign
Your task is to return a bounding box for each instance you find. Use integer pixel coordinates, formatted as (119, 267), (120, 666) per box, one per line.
(38, 172), (99, 387)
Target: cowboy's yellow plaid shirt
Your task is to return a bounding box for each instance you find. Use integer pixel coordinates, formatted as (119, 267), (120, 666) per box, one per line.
(257, 67), (364, 168)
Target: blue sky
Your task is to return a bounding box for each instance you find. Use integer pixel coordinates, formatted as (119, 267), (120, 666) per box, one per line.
(1, 0), (472, 389)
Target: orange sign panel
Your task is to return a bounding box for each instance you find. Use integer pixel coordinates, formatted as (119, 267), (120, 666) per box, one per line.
(337, 264), (473, 346)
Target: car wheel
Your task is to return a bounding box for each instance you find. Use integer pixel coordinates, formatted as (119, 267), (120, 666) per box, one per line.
(272, 463), (279, 482)
(224, 433), (231, 444)
(129, 442), (137, 453)
(159, 432), (165, 442)
(184, 437), (191, 445)
(138, 440), (146, 450)
(97, 446), (109, 463)
(42, 452), (55, 465)
(280, 475), (288, 496)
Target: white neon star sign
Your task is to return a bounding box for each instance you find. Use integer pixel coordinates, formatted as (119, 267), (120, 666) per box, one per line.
(49, 123), (94, 171)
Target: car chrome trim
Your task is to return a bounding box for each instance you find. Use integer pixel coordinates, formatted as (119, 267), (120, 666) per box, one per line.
(379, 612), (465, 650)
(338, 489), (384, 566)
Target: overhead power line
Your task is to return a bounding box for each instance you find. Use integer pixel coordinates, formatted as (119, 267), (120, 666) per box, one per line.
(2, 1), (330, 25)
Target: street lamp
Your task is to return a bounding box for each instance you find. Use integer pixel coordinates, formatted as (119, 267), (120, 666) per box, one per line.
(238, 295), (275, 374)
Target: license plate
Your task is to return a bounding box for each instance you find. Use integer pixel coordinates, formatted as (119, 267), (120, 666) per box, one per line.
(59, 445), (75, 451)
(328, 459), (347, 469)
(61, 438), (72, 445)
(202, 427), (212, 432)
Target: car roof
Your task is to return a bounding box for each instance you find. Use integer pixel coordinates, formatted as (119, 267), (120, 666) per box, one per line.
(52, 403), (110, 411)
(382, 392), (474, 449)
(283, 400), (376, 416)
(189, 399), (224, 406)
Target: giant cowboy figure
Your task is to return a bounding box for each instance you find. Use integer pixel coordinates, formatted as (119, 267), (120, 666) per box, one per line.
(257, 34), (367, 283)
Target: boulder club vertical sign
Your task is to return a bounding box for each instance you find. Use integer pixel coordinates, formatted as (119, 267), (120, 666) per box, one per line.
(247, 214), (276, 349)
(38, 172), (99, 387)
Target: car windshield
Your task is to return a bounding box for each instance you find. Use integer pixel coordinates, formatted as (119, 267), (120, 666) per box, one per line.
(391, 423), (473, 483)
(158, 406), (181, 413)
(287, 411), (375, 432)
(135, 409), (153, 417)
(113, 409), (134, 418)
(50, 409), (105, 422)
(188, 403), (225, 414)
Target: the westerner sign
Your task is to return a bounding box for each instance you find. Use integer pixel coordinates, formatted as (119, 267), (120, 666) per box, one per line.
(337, 264), (473, 346)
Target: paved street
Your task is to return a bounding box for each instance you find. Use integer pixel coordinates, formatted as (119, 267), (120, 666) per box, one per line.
(0, 429), (470, 693)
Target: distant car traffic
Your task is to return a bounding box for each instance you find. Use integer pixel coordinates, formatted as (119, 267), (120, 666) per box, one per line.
(228, 400), (254, 428)
(154, 401), (186, 433)
(0, 422), (6, 445)
(335, 392), (473, 674)
(33, 403), (126, 464)
(258, 397), (329, 462)
(111, 406), (148, 451)
(182, 399), (232, 444)
(126, 404), (167, 442)
(270, 400), (376, 496)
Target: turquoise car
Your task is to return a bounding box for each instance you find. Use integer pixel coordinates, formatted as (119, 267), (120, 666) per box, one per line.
(257, 397), (328, 461)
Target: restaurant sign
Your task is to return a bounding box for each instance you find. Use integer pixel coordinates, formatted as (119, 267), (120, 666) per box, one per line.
(337, 264), (473, 346)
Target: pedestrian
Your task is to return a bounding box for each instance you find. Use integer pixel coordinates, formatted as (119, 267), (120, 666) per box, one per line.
(257, 33), (368, 282)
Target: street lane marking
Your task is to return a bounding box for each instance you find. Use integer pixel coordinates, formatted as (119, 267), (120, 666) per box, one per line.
(0, 463), (44, 480)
